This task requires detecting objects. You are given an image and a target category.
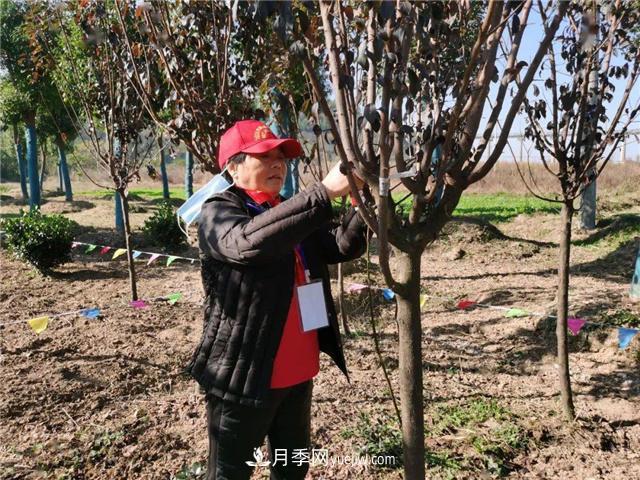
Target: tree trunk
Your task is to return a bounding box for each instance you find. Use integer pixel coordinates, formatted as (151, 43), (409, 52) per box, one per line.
(118, 189), (138, 301)
(25, 122), (40, 211)
(57, 141), (73, 201)
(115, 190), (125, 233)
(557, 201), (575, 420)
(160, 147), (170, 200)
(58, 161), (63, 192)
(580, 179), (596, 230)
(395, 249), (425, 479)
(13, 124), (28, 201)
(185, 151), (194, 198)
(337, 262), (350, 335)
(39, 139), (47, 191)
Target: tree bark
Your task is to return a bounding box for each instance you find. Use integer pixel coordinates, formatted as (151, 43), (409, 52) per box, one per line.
(24, 122), (40, 211)
(160, 145), (170, 200)
(185, 151), (194, 198)
(39, 139), (47, 191)
(557, 201), (575, 420)
(57, 141), (73, 201)
(13, 124), (28, 201)
(337, 262), (350, 335)
(395, 249), (425, 479)
(118, 189), (138, 301)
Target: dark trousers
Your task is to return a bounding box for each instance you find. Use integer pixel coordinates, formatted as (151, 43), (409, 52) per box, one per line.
(206, 379), (314, 480)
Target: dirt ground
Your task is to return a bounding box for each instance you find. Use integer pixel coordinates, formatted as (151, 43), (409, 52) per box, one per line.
(0, 180), (639, 479)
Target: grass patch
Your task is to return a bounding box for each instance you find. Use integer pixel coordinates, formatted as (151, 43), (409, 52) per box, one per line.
(452, 193), (559, 223)
(600, 309), (640, 329)
(76, 187), (187, 201)
(335, 193), (559, 223)
(172, 462), (206, 480)
(573, 214), (640, 249)
(427, 398), (529, 477)
(340, 410), (402, 469)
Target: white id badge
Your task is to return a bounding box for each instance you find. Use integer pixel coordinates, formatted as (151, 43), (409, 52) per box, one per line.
(297, 280), (330, 332)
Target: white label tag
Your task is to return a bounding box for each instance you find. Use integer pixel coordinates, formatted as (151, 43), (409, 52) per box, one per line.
(297, 280), (330, 332)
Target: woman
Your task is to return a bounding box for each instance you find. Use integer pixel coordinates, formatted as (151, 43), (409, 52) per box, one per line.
(187, 119), (369, 479)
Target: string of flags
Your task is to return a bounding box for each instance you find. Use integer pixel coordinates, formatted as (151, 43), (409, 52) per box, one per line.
(343, 283), (638, 350)
(346, 282), (396, 301)
(345, 282), (433, 308)
(455, 299), (639, 350)
(0, 293), (184, 335)
(71, 241), (198, 267)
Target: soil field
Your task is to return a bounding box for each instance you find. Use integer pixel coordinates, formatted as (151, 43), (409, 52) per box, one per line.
(0, 179), (639, 480)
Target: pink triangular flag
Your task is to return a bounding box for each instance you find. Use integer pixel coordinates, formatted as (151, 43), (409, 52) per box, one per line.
(71, 242), (79, 248)
(99, 246), (111, 255)
(346, 283), (368, 293)
(567, 317), (587, 336)
(457, 300), (476, 310)
(130, 299), (148, 309)
(147, 253), (160, 266)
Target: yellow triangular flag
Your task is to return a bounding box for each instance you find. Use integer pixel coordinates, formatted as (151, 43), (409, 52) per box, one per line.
(420, 294), (427, 309)
(112, 248), (127, 259)
(28, 316), (50, 334)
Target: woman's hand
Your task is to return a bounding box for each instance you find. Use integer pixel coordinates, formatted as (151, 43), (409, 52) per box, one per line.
(321, 162), (365, 200)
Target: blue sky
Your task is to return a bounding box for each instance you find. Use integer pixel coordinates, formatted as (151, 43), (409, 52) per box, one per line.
(483, 5), (640, 164)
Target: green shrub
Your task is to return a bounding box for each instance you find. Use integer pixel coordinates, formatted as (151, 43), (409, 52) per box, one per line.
(142, 200), (186, 250)
(1, 209), (77, 272)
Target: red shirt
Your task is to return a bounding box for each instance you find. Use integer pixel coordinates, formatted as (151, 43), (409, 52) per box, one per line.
(241, 188), (320, 389)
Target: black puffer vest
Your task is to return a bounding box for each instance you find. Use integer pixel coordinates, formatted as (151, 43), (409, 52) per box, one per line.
(186, 182), (368, 407)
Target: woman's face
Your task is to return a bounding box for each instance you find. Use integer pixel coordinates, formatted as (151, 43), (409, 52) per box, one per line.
(228, 147), (287, 194)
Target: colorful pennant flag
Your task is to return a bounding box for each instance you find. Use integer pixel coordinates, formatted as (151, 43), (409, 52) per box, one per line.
(99, 246), (111, 255)
(166, 256), (178, 266)
(147, 253), (161, 265)
(112, 248), (127, 259)
(130, 300), (148, 309)
(132, 251), (142, 259)
(81, 308), (101, 319)
(618, 328), (639, 349)
(567, 317), (587, 336)
(420, 294), (427, 309)
(346, 283), (368, 293)
(85, 244), (97, 253)
(71, 242), (79, 248)
(166, 293), (182, 305)
(505, 308), (529, 318)
(457, 300), (476, 310)
(382, 288), (395, 301)
(28, 316), (49, 334)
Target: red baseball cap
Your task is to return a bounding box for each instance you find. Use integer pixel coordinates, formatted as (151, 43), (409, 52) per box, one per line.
(217, 120), (303, 169)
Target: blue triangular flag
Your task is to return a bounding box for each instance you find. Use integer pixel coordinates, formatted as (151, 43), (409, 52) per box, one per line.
(618, 328), (638, 349)
(132, 251), (142, 259)
(81, 308), (101, 319)
(381, 288), (395, 301)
